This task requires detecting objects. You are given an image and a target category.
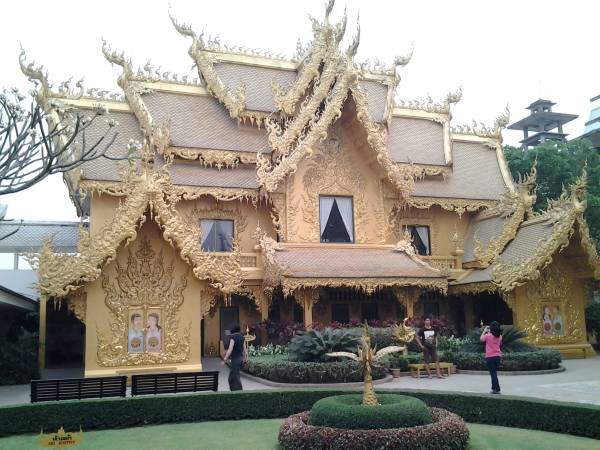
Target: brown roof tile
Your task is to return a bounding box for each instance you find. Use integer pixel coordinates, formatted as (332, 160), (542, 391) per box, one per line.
(387, 117), (446, 165)
(142, 91), (269, 152)
(359, 80), (389, 123)
(462, 215), (511, 263)
(273, 246), (443, 279)
(413, 141), (508, 200)
(214, 62), (296, 112)
(169, 163), (259, 188)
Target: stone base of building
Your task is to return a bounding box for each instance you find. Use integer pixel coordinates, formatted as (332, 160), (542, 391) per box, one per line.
(540, 343), (597, 359)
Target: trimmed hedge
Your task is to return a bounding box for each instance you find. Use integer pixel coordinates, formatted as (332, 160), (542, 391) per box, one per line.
(280, 408), (469, 450)
(243, 356), (388, 383)
(0, 389), (599, 439)
(309, 394), (431, 429)
(451, 349), (562, 371)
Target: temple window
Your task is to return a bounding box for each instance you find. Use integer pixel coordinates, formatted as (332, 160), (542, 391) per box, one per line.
(200, 219), (233, 252)
(405, 225), (431, 256)
(361, 302), (379, 322)
(320, 196), (354, 243)
(331, 303), (349, 323)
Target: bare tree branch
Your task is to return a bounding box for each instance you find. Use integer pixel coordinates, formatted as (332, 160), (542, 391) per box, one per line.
(0, 88), (125, 195)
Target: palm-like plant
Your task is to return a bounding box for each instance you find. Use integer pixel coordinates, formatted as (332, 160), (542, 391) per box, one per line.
(288, 328), (361, 362)
(461, 325), (534, 353)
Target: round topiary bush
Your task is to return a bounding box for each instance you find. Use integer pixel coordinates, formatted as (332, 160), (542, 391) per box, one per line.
(279, 407), (469, 450)
(309, 394), (431, 430)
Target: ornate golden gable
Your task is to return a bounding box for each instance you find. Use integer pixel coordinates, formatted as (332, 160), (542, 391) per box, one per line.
(493, 169), (600, 291)
(97, 235), (191, 366)
(30, 165), (244, 298)
(473, 164), (537, 266)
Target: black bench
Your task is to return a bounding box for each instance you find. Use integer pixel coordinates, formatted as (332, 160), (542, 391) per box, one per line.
(30, 376), (127, 403)
(131, 371), (219, 396)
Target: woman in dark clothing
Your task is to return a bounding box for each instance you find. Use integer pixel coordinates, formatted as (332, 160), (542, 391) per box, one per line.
(222, 325), (247, 391)
(480, 321), (503, 394)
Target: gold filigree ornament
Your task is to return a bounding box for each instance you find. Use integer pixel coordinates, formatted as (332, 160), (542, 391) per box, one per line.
(473, 164), (537, 266)
(493, 168), (600, 291)
(299, 133), (373, 243)
(29, 164), (244, 299)
(97, 236), (191, 366)
(328, 322), (405, 405)
(102, 40), (170, 158)
(521, 265), (584, 345)
(170, 12), (250, 122)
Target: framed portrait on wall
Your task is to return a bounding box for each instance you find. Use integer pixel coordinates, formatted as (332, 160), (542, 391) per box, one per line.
(128, 309), (145, 353)
(542, 304), (564, 337)
(146, 308), (162, 353)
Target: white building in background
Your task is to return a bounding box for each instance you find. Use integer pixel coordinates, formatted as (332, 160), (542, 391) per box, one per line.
(581, 94), (600, 150)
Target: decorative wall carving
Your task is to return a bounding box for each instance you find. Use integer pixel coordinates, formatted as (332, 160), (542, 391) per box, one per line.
(299, 134), (375, 243)
(521, 265), (584, 345)
(401, 197), (497, 218)
(169, 148), (257, 168)
(68, 291), (87, 324)
(97, 236), (191, 366)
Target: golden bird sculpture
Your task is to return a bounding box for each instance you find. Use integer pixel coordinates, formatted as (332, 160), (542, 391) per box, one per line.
(327, 322), (406, 405)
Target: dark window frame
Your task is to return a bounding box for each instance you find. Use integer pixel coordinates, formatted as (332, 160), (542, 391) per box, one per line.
(405, 224), (432, 256)
(200, 219), (234, 253)
(319, 195), (355, 244)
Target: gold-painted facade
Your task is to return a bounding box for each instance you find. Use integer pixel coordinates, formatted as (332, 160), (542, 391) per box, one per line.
(23, 0), (599, 375)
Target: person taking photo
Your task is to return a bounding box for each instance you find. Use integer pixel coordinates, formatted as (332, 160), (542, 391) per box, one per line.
(480, 321), (503, 394)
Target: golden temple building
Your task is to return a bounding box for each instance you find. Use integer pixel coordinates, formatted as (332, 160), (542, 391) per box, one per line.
(21, 2), (599, 376)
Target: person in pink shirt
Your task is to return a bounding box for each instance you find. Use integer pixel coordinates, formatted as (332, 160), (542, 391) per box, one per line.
(480, 321), (503, 394)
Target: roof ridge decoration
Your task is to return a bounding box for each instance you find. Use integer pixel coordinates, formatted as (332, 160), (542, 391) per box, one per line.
(255, 1), (421, 197)
(20, 48), (127, 104)
(28, 162), (245, 298)
(170, 12), (252, 123)
(271, 1), (348, 116)
(492, 168), (600, 291)
(451, 106), (510, 140)
(101, 40), (171, 158)
(396, 88), (463, 115)
(473, 163), (538, 266)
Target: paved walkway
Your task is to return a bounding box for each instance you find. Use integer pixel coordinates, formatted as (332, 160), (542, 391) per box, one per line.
(2, 358), (599, 407)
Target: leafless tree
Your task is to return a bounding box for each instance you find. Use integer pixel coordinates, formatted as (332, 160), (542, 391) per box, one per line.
(0, 87), (123, 195)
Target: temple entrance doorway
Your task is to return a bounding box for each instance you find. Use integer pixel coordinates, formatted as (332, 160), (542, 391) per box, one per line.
(45, 300), (84, 370)
(472, 292), (513, 327)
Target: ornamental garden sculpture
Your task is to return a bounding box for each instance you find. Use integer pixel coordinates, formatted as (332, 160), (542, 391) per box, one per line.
(278, 321), (470, 449)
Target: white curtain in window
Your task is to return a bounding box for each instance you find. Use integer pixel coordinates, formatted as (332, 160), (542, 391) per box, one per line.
(416, 226), (430, 254)
(319, 197), (335, 238)
(336, 197), (354, 242)
(200, 219), (215, 247)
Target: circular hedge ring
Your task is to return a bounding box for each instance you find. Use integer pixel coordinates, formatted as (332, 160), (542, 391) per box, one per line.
(279, 407), (469, 450)
(309, 394), (432, 430)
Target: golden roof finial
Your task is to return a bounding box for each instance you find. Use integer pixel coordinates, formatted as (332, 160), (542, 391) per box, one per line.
(18, 46), (50, 103)
(346, 16), (360, 57)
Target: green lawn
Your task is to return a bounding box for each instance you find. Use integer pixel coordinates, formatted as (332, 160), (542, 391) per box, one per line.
(1, 419), (598, 450)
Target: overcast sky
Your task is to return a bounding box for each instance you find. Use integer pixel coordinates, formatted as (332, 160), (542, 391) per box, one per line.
(1, 0), (598, 222)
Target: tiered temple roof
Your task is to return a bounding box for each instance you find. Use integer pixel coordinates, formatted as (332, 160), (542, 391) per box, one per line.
(18, 0), (600, 298)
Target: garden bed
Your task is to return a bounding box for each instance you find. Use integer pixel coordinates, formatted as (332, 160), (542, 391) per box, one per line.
(279, 408), (469, 450)
(449, 349), (562, 372)
(243, 355), (389, 384)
